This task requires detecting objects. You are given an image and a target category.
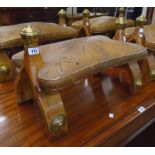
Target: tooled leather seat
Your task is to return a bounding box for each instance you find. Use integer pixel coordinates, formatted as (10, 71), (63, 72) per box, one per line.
(144, 24), (155, 50)
(72, 16), (135, 34)
(12, 35), (147, 90)
(0, 22), (78, 49)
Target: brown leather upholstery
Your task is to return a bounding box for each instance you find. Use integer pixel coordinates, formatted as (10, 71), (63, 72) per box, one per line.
(144, 24), (155, 50)
(0, 22), (78, 49)
(72, 16), (135, 33)
(124, 27), (135, 38)
(12, 35), (147, 90)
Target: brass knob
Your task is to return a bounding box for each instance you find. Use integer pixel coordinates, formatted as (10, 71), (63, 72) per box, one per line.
(136, 15), (146, 27)
(115, 17), (126, 29)
(20, 25), (39, 47)
(58, 9), (66, 17)
(0, 65), (10, 75)
(135, 79), (142, 88)
(119, 7), (126, 17)
(21, 25), (39, 37)
(83, 9), (90, 18)
(150, 69), (155, 80)
(50, 114), (66, 132)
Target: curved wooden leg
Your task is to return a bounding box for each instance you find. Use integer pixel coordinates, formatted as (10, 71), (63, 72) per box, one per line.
(36, 91), (67, 140)
(15, 67), (33, 104)
(16, 67), (67, 140)
(141, 54), (155, 82)
(126, 61), (143, 95)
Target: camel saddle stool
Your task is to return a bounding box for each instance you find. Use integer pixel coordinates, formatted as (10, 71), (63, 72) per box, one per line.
(125, 16), (155, 82)
(0, 22), (78, 83)
(12, 25), (148, 140)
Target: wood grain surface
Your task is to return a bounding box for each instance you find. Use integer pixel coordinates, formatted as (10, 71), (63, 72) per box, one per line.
(0, 67), (155, 146)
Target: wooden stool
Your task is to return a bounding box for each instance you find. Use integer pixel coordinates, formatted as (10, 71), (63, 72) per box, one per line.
(0, 22), (78, 83)
(125, 16), (155, 82)
(14, 27), (147, 140)
(72, 8), (135, 37)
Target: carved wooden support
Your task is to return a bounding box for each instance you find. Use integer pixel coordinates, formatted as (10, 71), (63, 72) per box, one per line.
(113, 16), (126, 42)
(37, 91), (67, 140)
(15, 67), (33, 104)
(79, 9), (91, 36)
(113, 29), (126, 42)
(0, 51), (14, 83)
(127, 27), (145, 46)
(126, 61), (143, 95)
(15, 25), (67, 140)
(140, 54), (155, 82)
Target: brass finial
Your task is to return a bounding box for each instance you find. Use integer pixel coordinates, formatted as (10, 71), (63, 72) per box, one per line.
(58, 9), (66, 17)
(119, 7), (126, 17)
(20, 25), (39, 47)
(50, 114), (66, 132)
(20, 25), (39, 37)
(0, 65), (10, 75)
(136, 15), (146, 27)
(83, 9), (90, 18)
(115, 17), (126, 29)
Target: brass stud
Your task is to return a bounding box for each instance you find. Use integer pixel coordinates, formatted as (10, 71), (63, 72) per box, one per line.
(0, 65), (10, 75)
(135, 79), (142, 88)
(150, 70), (155, 79)
(50, 114), (66, 132)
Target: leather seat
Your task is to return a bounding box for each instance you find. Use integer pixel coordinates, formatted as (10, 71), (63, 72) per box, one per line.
(144, 24), (155, 50)
(0, 22), (78, 49)
(124, 27), (135, 38)
(12, 35), (147, 90)
(72, 16), (135, 34)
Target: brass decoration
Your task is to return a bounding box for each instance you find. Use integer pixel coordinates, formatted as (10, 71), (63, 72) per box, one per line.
(58, 9), (66, 17)
(119, 7), (126, 17)
(83, 9), (90, 18)
(20, 25), (39, 48)
(58, 9), (67, 27)
(136, 15), (146, 27)
(135, 79), (143, 88)
(0, 52), (14, 83)
(0, 65), (10, 75)
(150, 70), (155, 79)
(50, 114), (66, 132)
(113, 17), (127, 41)
(115, 17), (126, 30)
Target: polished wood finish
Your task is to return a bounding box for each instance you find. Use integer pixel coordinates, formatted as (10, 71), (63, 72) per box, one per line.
(1, 67), (155, 146)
